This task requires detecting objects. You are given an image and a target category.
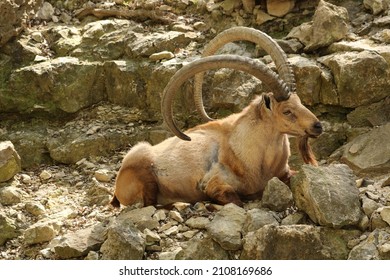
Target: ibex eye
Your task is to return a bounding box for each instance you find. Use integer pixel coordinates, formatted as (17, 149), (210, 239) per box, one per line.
(283, 110), (292, 115)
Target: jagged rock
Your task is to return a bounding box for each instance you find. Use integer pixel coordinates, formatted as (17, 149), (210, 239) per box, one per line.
(51, 223), (106, 259)
(320, 51), (390, 108)
(206, 203), (246, 250)
(126, 31), (194, 58)
(176, 237), (229, 260)
(349, 228), (390, 259)
(347, 97), (390, 127)
(243, 208), (279, 233)
(287, 0), (349, 51)
(100, 219), (145, 260)
(0, 141), (21, 182)
(340, 123), (390, 175)
(281, 212), (307, 225)
(185, 217), (211, 229)
(25, 201), (46, 216)
(261, 177), (293, 212)
(0, 0), (42, 47)
(116, 206), (159, 231)
(7, 57), (105, 115)
(242, 225), (361, 259)
(291, 164), (362, 228)
(364, 0), (389, 15)
(267, 0), (295, 17)
(0, 186), (25, 206)
(24, 221), (59, 245)
(0, 212), (19, 245)
(361, 196), (381, 217)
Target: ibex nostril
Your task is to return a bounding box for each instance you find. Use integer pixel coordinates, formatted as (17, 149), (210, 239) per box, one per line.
(313, 122), (323, 134)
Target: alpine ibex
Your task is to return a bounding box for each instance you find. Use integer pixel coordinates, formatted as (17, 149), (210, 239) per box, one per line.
(111, 28), (323, 208)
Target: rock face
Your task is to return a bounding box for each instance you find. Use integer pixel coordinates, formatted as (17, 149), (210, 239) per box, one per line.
(242, 225), (361, 260)
(340, 123), (390, 175)
(291, 164), (362, 228)
(320, 51), (390, 108)
(0, 0), (42, 47)
(0, 141), (21, 182)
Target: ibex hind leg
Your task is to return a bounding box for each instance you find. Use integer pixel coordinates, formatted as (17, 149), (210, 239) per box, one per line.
(203, 176), (243, 207)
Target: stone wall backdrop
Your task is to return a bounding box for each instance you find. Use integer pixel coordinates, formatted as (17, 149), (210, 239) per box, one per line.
(0, 0), (389, 260)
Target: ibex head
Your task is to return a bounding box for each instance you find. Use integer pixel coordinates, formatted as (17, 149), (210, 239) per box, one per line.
(261, 93), (322, 138)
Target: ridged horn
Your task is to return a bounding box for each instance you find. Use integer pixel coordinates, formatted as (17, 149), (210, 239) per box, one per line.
(194, 26), (295, 121)
(162, 54), (290, 141)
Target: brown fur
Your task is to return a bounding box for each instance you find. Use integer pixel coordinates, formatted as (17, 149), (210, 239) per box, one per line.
(111, 94), (322, 208)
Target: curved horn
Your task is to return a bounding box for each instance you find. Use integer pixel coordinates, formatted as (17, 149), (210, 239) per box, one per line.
(194, 26), (295, 121)
(162, 54), (290, 141)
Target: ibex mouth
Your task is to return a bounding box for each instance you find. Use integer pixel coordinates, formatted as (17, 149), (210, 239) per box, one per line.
(306, 121), (323, 138)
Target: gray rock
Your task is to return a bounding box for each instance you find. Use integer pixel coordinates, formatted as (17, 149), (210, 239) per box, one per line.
(126, 31), (194, 58)
(261, 177), (293, 212)
(340, 123), (390, 175)
(0, 212), (19, 245)
(241, 225), (361, 260)
(176, 237), (229, 260)
(287, 0), (349, 51)
(320, 51), (390, 108)
(349, 228), (390, 259)
(185, 217), (211, 229)
(24, 221), (59, 245)
(206, 203), (246, 250)
(362, 196), (381, 217)
(364, 0), (389, 15)
(281, 212), (307, 225)
(100, 219), (145, 260)
(0, 0), (42, 47)
(117, 206), (159, 231)
(0, 186), (26, 206)
(8, 57), (105, 115)
(291, 164), (362, 228)
(25, 201), (46, 216)
(243, 208), (279, 233)
(0, 141), (21, 182)
(347, 97), (390, 127)
(52, 223), (106, 259)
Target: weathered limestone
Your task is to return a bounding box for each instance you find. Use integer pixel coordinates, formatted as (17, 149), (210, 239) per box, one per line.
(291, 164), (362, 228)
(340, 123), (390, 175)
(0, 141), (21, 182)
(287, 0), (349, 51)
(241, 225), (361, 259)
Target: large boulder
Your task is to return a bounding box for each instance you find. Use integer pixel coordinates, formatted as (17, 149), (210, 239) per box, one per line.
(320, 51), (390, 108)
(241, 225), (361, 259)
(340, 123), (390, 175)
(287, 0), (349, 51)
(291, 164), (362, 228)
(0, 141), (21, 182)
(5, 57), (105, 115)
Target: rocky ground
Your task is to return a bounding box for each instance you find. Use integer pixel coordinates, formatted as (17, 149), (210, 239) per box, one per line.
(1, 0), (390, 259)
